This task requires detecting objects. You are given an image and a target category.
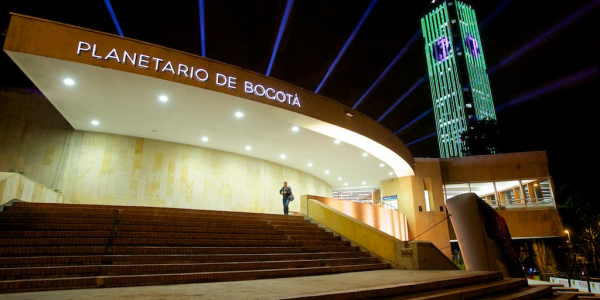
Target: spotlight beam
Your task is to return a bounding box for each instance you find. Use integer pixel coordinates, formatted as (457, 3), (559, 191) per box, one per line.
(406, 132), (437, 146)
(404, 67), (599, 146)
(488, 0), (600, 75)
(496, 66), (600, 112)
(199, 0), (206, 57)
(266, 0), (295, 76)
(395, 108), (433, 135)
(377, 74), (427, 123)
(103, 0), (123, 37)
(315, 0), (378, 93)
(352, 29), (422, 109)
(479, 0), (515, 29)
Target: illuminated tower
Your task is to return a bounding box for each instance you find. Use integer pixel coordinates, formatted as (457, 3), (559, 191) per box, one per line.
(421, 1), (497, 158)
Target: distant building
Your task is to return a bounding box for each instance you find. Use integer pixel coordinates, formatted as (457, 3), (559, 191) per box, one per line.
(421, 1), (497, 158)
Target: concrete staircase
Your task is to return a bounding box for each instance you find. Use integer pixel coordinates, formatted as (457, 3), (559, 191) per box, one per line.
(0, 202), (586, 299)
(0, 202), (387, 293)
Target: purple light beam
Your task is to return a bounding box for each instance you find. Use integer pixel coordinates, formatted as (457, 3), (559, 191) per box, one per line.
(406, 132), (437, 146)
(395, 108), (434, 135)
(266, 0), (295, 76)
(352, 29), (422, 109)
(488, 0), (600, 75)
(496, 66), (600, 112)
(315, 0), (378, 93)
(377, 75), (428, 123)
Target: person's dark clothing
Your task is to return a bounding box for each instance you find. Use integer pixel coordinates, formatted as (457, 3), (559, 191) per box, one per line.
(280, 186), (292, 215)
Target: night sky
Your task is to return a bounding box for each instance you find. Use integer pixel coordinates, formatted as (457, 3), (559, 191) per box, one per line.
(1, 0), (599, 163)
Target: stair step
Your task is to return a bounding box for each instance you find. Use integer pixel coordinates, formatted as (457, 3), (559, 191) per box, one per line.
(0, 231), (288, 240)
(0, 224), (115, 231)
(220, 271), (506, 300)
(0, 252), (370, 267)
(378, 278), (528, 300)
(0, 231), (112, 239)
(104, 252), (370, 264)
(117, 225), (283, 235)
(0, 255), (103, 268)
(0, 238), (311, 247)
(276, 229), (331, 235)
(1, 246), (106, 256)
(0, 263), (389, 293)
(0, 257), (381, 279)
(114, 232), (287, 240)
(1, 223), (283, 235)
(112, 245), (357, 254)
(548, 293), (579, 300)
(1, 211), (308, 225)
(0, 217), (277, 230)
(284, 234), (341, 241)
(7, 203), (304, 221)
(489, 285), (553, 300)
(553, 287), (582, 292)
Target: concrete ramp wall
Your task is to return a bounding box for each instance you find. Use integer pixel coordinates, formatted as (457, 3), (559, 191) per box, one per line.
(301, 195), (457, 270)
(0, 172), (66, 207)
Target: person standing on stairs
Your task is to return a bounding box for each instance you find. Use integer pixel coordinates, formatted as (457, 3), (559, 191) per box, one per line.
(279, 181), (292, 215)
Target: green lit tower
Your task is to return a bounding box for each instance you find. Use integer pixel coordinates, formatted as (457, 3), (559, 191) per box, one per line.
(421, 1), (497, 158)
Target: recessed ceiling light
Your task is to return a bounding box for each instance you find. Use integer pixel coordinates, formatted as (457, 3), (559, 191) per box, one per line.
(380, 163), (385, 167)
(338, 177), (342, 181)
(235, 111), (244, 118)
(362, 181), (366, 185)
(201, 136), (209, 142)
(245, 145), (252, 151)
(334, 140), (341, 144)
(159, 95), (168, 102)
(280, 154), (286, 159)
(362, 153), (368, 157)
(307, 163), (313, 167)
(325, 170), (330, 174)
(91, 120), (99, 126)
(344, 183), (348, 186)
(389, 172), (394, 176)
(291, 126), (299, 132)
(63, 78), (75, 86)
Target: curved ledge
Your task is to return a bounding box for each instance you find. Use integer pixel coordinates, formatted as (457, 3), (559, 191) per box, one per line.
(4, 13), (415, 188)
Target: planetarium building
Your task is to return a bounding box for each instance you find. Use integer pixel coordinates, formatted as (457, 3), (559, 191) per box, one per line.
(0, 11), (567, 296)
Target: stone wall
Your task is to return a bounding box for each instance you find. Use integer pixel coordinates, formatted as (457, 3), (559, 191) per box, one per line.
(0, 88), (331, 214)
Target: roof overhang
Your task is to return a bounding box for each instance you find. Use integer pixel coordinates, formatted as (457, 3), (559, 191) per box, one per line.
(3, 14), (415, 190)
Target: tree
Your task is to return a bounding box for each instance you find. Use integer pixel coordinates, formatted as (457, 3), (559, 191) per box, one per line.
(549, 149), (600, 276)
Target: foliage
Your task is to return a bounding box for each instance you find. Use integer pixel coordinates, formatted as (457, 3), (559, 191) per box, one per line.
(549, 149), (600, 276)
(459, 118), (500, 156)
(579, 225), (600, 274)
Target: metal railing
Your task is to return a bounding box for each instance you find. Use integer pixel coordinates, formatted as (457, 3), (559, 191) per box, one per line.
(341, 198), (399, 212)
(374, 201), (399, 211)
(485, 197), (555, 209)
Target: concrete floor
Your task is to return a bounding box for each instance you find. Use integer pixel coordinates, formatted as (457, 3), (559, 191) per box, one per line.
(0, 270), (494, 300)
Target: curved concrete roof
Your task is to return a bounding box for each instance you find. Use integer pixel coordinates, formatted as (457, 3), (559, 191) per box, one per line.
(4, 14), (414, 189)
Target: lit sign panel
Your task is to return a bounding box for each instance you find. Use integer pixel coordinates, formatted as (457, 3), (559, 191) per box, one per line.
(434, 36), (451, 62)
(464, 34), (480, 58)
(76, 41), (301, 107)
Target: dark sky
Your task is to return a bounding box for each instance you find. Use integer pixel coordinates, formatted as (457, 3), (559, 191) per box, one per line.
(1, 0), (599, 161)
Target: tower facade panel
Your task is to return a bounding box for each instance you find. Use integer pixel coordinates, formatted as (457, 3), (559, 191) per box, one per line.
(456, 1), (496, 121)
